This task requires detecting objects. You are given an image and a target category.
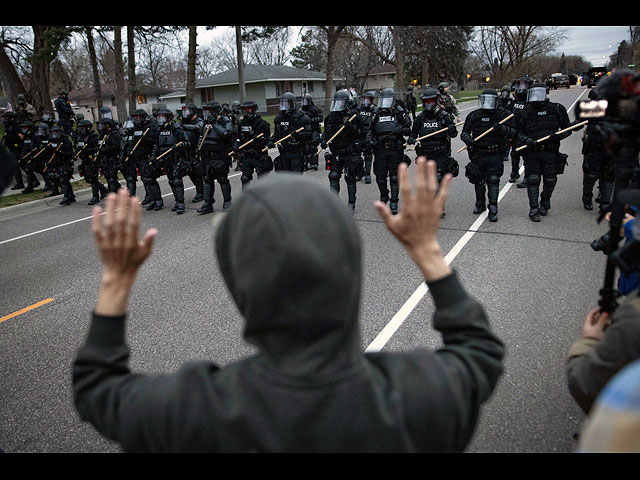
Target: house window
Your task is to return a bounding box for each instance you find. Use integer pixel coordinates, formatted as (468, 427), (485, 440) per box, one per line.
(201, 87), (214, 103)
(308, 82), (314, 93)
(137, 95), (147, 104)
(276, 81), (293, 98)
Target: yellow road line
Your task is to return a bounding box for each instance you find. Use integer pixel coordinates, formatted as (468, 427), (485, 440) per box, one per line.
(0, 298), (54, 324)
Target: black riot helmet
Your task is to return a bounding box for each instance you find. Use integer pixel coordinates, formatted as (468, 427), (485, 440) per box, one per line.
(478, 89), (498, 110)
(99, 106), (113, 121)
(420, 88), (440, 113)
(182, 103), (198, 120)
(378, 88), (396, 110)
(202, 101), (222, 120)
(131, 109), (148, 126)
(122, 117), (135, 132)
(77, 119), (93, 136)
(527, 82), (548, 104)
(36, 122), (50, 138)
(240, 100), (259, 120)
(500, 85), (511, 98)
(41, 111), (55, 126)
(231, 101), (240, 114)
(330, 89), (350, 112)
(156, 109), (173, 127)
(97, 117), (114, 135)
(3, 111), (17, 126)
(20, 120), (34, 135)
(279, 92), (296, 113)
(512, 77), (532, 101)
(361, 91), (376, 107)
(301, 94), (315, 110)
(50, 124), (64, 140)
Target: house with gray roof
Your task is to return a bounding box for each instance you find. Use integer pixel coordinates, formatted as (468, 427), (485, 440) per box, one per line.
(160, 64), (342, 116)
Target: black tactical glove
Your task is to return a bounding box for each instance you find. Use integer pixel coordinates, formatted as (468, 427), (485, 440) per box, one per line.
(407, 137), (416, 145)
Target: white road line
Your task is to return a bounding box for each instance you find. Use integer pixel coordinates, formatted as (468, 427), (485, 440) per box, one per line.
(0, 173), (242, 246)
(366, 88), (590, 352)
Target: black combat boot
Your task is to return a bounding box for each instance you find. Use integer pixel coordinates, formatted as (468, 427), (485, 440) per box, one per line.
(197, 183), (214, 215)
(527, 181), (541, 222)
(141, 183), (153, 205)
(473, 184), (486, 214)
(88, 184), (100, 205)
(221, 181), (232, 210)
(174, 183), (185, 215)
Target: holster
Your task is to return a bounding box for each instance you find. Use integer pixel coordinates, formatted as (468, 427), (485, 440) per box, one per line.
(447, 157), (459, 177)
(556, 152), (568, 175)
(465, 161), (483, 185)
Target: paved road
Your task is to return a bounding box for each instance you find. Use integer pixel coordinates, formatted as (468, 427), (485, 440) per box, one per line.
(0, 86), (606, 452)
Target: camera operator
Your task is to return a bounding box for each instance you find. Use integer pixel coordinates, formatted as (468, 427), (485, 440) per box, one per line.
(567, 69), (640, 416)
(567, 195), (640, 414)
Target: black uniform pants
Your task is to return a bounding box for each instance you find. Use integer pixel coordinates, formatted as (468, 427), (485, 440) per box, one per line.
(524, 149), (559, 209)
(373, 147), (403, 203)
(328, 150), (362, 205)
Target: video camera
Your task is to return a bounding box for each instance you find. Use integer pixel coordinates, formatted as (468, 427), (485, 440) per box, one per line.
(575, 69), (640, 313)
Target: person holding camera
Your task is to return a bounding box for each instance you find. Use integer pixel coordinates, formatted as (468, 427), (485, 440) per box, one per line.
(567, 191), (640, 415)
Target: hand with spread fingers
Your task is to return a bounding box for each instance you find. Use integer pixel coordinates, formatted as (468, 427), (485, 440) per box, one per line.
(91, 189), (158, 316)
(375, 156), (453, 282)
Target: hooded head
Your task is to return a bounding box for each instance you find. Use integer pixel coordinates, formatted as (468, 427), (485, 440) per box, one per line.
(215, 174), (363, 375)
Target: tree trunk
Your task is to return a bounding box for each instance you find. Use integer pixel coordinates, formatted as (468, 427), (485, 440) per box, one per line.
(236, 26), (245, 103)
(127, 26), (137, 116)
(186, 26), (197, 104)
(323, 26), (345, 113)
(391, 26), (405, 92)
(113, 27), (128, 124)
(421, 49), (430, 89)
(30, 26), (53, 115)
(85, 27), (103, 112)
(0, 46), (27, 108)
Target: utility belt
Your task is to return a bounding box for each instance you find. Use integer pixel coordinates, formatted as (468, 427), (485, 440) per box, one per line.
(474, 144), (502, 154)
(533, 141), (560, 152)
(376, 140), (401, 150)
(418, 145), (447, 155)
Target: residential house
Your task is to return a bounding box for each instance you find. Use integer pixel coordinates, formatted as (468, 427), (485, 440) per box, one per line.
(159, 64), (342, 116)
(67, 84), (174, 122)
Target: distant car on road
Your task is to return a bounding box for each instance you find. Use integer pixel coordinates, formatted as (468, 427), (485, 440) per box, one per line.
(550, 74), (570, 89)
(587, 67), (607, 88)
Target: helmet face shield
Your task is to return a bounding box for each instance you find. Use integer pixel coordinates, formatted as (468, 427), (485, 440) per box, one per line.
(123, 118), (134, 130)
(279, 97), (295, 112)
(421, 96), (438, 112)
(527, 86), (547, 103)
(330, 98), (347, 112)
(378, 96), (394, 109)
(478, 94), (497, 110)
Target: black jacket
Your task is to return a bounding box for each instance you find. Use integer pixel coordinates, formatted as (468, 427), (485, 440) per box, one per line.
(72, 174), (504, 452)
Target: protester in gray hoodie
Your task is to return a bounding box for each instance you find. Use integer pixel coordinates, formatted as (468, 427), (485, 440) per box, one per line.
(72, 157), (504, 452)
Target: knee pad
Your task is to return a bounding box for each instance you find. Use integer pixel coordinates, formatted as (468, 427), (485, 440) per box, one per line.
(390, 174), (398, 184)
(527, 173), (541, 186)
(328, 170), (341, 181)
(240, 174), (251, 184)
(487, 174), (500, 185)
(543, 175), (557, 188)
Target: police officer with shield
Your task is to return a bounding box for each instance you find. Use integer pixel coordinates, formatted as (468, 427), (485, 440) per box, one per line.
(356, 91), (377, 184)
(300, 93), (323, 171)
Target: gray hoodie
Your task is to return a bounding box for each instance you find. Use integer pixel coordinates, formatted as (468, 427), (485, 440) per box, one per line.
(73, 174), (504, 452)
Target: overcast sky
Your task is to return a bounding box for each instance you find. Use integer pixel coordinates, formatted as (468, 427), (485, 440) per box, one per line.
(553, 26), (631, 66)
(197, 26), (634, 68)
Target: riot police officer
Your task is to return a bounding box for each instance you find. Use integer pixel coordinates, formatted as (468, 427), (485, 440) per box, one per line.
(514, 82), (574, 222)
(30, 122), (53, 192)
(15, 94), (34, 123)
(96, 117), (122, 193)
(406, 85), (417, 122)
(366, 87), (411, 215)
(508, 77), (532, 184)
(300, 93), (323, 171)
(581, 89), (614, 213)
(18, 121), (41, 193)
(54, 89), (74, 136)
(150, 109), (189, 215)
(129, 109), (157, 206)
(118, 117), (140, 196)
(357, 91), (377, 184)
(267, 92), (312, 173)
(461, 89), (517, 222)
(407, 87), (459, 217)
(180, 103), (205, 203)
(42, 125), (75, 205)
(197, 101), (233, 215)
(75, 119), (107, 205)
(234, 100), (271, 190)
(321, 89), (364, 213)
(2, 111), (25, 190)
